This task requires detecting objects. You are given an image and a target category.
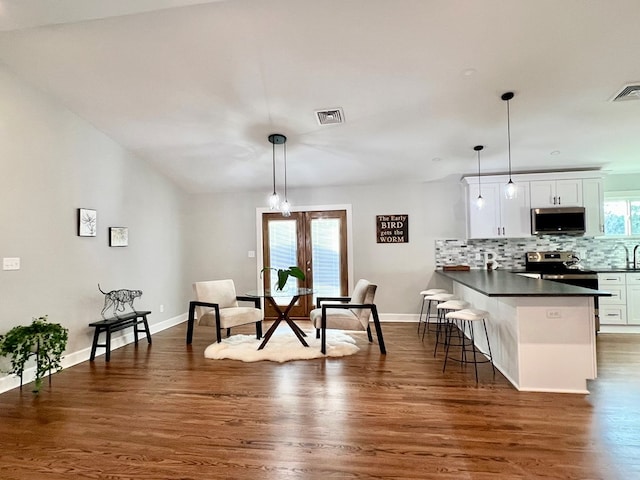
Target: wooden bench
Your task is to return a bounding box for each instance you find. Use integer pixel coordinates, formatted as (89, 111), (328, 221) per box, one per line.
(89, 311), (152, 362)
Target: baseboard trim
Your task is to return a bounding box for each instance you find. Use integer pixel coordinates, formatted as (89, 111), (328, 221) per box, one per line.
(0, 313), (187, 395)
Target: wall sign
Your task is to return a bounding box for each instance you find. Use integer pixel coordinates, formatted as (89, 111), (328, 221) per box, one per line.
(376, 214), (408, 243)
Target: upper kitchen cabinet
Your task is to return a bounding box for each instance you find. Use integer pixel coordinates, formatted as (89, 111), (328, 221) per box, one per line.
(530, 179), (583, 207)
(466, 182), (531, 239)
(462, 170), (604, 240)
(583, 178), (605, 236)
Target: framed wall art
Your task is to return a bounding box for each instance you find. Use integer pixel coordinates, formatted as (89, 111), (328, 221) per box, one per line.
(77, 208), (97, 237)
(109, 227), (128, 247)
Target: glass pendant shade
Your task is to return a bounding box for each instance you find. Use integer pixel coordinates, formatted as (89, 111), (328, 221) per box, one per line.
(281, 199), (291, 217)
(505, 179), (517, 200)
(269, 192), (280, 210)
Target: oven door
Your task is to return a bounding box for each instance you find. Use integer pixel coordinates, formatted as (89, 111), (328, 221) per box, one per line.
(541, 274), (598, 289)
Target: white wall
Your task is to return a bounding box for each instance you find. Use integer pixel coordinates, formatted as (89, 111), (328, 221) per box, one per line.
(604, 173), (640, 193)
(0, 67), (189, 371)
(185, 180), (465, 314)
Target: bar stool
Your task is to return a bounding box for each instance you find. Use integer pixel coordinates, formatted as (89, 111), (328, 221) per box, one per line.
(421, 293), (457, 341)
(433, 299), (469, 355)
(443, 308), (495, 383)
(417, 288), (448, 335)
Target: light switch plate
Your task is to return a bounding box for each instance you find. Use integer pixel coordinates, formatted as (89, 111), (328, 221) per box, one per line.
(3, 257), (20, 270)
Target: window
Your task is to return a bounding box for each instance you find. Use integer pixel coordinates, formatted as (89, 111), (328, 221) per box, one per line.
(604, 191), (640, 236)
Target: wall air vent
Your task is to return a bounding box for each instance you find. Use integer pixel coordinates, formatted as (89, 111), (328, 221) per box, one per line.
(612, 84), (640, 102)
(315, 108), (345, 125)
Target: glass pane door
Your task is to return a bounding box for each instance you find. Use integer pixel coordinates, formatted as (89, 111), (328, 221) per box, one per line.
(262, 210), (348, 319)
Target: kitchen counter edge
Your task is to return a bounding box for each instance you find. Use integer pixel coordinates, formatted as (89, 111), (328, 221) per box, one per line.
(436, 269), (612, 298)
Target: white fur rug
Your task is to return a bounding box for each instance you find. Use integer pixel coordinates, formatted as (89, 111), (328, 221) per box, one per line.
(204, 329), (359, 362)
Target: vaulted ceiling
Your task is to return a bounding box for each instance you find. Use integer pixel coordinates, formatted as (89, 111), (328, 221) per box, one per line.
(1, 0), (639, 193)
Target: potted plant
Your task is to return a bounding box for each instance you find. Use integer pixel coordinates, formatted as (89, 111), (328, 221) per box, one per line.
(0, 315), (68, 393)
(261, 266), (306, 291)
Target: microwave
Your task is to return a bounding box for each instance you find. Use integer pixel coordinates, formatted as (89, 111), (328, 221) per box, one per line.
(531, 207), (586, 235)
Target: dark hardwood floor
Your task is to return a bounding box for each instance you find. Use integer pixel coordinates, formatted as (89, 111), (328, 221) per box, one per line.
(1, 322), (639, 479)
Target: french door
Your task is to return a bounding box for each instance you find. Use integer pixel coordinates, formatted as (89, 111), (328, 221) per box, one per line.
(261, 210), (348, 319)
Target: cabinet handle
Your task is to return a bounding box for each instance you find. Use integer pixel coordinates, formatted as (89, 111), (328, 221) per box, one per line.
(497, 227), (500, 235)
(553, 196), (557, 205)
(558, 196), (561, 205)
(606, 314), (618, 317)
(502, 227), (505, 235)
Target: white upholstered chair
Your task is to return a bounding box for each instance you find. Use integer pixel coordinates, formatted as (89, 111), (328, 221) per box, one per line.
(309, 279), (386, 355)
(186, 280), (263, 344)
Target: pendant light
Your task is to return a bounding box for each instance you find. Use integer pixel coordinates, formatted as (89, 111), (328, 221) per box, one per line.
(474, 145), (485, 209)
(501, 91), (517, 199)
(267, 134), (285, 210)
(280, 138), (291, 217)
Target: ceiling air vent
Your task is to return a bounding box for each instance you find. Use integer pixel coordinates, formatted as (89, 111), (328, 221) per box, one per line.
(315, 108), (345, 125)
(612, 84), (640, 102)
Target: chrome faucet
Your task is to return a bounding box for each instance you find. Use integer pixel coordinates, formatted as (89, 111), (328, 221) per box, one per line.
(634, 245), (640, 269)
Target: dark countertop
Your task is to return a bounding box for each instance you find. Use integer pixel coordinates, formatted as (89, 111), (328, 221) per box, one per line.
(590, 268), (640, 273)
(436, 269), (612, 298)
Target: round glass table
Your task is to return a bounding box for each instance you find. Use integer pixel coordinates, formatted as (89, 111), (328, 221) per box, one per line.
(245, 287), (314, 350)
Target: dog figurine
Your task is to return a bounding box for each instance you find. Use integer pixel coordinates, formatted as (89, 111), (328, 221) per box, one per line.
(98, 284), (143, 317)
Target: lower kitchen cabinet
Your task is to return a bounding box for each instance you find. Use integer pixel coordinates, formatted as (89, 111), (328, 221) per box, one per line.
(627, 273), (640, 325)
(598, 273), (627, 325)
(598, 272), (640, 326)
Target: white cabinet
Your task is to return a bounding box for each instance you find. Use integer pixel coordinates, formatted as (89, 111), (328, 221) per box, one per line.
(626, 272), (640, 325)
(598, 273), (627, 325)
(583, 178), (604, 236)
(467, 182), (531, 239)
(598, 272), (640, 325)
(530, 179), (583, 207)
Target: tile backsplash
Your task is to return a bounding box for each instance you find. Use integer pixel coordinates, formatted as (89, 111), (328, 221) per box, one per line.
(435, 236), (639, 270)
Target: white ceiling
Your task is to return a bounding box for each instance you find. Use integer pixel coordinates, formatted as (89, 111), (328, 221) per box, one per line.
(1, 0), (639, 193)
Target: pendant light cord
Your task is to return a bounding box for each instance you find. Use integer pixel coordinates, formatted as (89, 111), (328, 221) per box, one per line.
(506, 98), (512, 179)
(272, 140), (277, 195)
(283, 142), (287, 200)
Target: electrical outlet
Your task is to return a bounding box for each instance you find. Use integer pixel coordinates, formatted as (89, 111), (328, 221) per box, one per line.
(546, 309), (562, 319)
(160, 304), (165, 313)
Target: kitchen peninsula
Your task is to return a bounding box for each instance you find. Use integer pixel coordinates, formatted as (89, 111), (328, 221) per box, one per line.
(436, 269), (611, 394)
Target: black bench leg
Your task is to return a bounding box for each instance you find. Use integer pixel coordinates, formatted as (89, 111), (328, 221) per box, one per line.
(140, 314), (152, 344)
(105, 327), (112, 362)
(90, 328), (100, 361)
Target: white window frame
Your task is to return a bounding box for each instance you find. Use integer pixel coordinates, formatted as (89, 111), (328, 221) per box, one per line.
(603, 190), (640, 237)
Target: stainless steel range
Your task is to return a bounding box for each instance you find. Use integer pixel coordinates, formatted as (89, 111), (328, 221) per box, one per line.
(525, 251), (601, 330)
(524, 251), (598, 289)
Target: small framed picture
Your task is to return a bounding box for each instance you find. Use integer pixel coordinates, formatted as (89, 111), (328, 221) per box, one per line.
(109, 227), (128, 247)
(78, 208), (97, 237)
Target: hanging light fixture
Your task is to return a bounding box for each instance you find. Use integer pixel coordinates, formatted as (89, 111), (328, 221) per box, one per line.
(474, 145), (485, 209)
(280, 137), (291, 217)
(501, 91), (517, 199)
(267, 134), (286, 210)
